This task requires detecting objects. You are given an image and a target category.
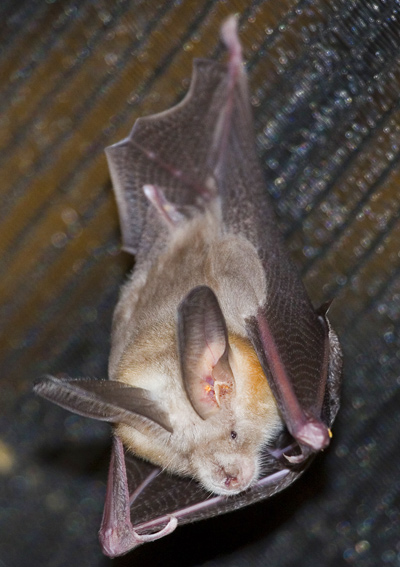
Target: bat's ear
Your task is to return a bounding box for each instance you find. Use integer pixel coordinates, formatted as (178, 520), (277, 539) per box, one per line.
(33, 376), (173, 432)
(177, 285), (235, 419)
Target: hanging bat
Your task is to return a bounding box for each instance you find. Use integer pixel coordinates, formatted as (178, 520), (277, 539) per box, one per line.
(34, 16), (342, 557)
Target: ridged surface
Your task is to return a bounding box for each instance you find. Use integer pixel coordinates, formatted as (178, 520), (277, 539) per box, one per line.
(1, 1), (400, 566)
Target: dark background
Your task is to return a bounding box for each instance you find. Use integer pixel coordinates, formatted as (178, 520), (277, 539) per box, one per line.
(1, 1), (399, 566)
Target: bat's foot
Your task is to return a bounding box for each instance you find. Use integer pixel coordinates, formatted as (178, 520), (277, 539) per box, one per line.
(100, 516), (178, 557)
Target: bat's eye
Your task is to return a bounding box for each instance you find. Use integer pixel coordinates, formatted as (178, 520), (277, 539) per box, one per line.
(230, 430), (237, 440)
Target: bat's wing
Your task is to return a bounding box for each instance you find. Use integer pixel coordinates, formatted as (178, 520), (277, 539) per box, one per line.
(105, 18), (261, 262)
(105, 57), (228, 258)
(207, 20), (342, 459)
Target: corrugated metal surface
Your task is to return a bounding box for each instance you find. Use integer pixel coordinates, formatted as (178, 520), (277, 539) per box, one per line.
(1, 1), (400, 566)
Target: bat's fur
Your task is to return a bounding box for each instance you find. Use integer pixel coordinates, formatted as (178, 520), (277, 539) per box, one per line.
(111, 202), (282, 494)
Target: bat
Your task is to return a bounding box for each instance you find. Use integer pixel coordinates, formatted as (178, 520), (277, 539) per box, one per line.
(34, 16), (343, 557)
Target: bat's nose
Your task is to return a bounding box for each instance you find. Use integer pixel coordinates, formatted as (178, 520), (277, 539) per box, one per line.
(222, 461), (255, 491)
(224, 473), (239, 488)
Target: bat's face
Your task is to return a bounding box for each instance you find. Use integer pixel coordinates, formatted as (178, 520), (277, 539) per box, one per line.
(189, 423), (263, 495)
(116, 332), (283, 496)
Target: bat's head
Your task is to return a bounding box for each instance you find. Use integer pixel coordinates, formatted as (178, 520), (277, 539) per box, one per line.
(178, 286), (282, 495)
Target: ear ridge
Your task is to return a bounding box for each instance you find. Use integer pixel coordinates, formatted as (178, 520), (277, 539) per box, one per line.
(177, 285), (235, 419)
(33, 376), (172, 432)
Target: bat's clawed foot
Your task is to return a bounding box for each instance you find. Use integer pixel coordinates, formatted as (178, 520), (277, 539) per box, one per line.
(283, 449), (309, 465)
(100, 523), (136, 558)
(135, 515), (179, 543)
(100, 516), (178, 557)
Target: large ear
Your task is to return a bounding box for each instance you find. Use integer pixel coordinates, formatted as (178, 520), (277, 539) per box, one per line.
(177, 285), (235, 419)
(34, 376), (172, 433)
